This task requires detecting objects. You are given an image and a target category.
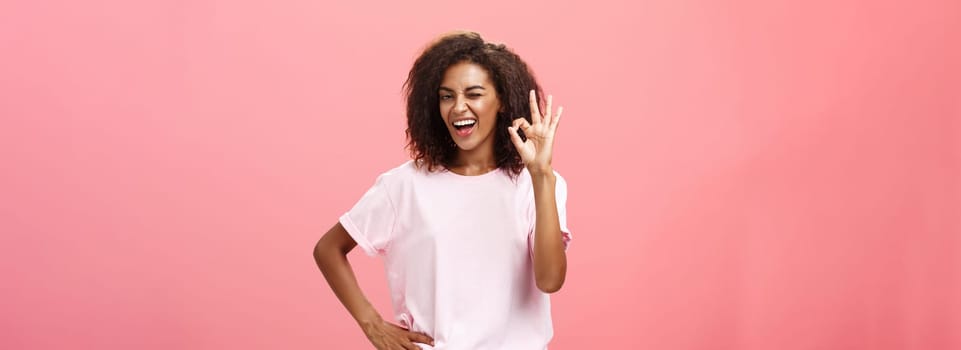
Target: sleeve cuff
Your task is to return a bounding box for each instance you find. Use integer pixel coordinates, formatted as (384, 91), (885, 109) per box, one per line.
(529, 229), (573, 257)
(339, 213), (379, 257)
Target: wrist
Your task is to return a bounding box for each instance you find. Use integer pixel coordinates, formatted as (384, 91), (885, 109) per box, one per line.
(353, 307), (383, 328)
(526, 164), (554, 177)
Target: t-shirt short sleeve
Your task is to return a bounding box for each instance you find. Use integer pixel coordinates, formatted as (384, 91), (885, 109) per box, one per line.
(339, 174), (396, 257)
(557, 174), (572, 242)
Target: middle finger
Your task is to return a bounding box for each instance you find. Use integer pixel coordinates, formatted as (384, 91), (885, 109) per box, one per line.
(543, 94), (553, 126)
(529, 89), (542, 124)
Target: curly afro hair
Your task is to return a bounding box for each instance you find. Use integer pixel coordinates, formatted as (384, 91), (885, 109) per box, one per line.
(403, 31), (544, 179)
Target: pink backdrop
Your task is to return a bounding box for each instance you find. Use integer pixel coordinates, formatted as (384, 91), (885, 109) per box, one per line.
(2, 0), (959, 349)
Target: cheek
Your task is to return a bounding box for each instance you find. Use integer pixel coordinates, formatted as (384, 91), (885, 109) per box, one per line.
(438, 102), (451, 119)
(476, 101), (498, 120)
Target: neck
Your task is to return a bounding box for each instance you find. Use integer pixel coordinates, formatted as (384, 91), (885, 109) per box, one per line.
(452, 144), (496, 176)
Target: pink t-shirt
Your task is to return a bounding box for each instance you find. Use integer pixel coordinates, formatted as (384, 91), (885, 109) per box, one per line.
(339, 160), (572, 349)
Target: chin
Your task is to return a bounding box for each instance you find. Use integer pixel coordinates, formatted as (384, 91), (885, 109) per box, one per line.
(453, 141), (476, 151)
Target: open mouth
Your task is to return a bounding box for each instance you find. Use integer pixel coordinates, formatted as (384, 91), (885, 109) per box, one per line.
(452, 119), (476, 137)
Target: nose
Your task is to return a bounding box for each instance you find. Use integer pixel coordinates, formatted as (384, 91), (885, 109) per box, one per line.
(453, 95), (469, 114)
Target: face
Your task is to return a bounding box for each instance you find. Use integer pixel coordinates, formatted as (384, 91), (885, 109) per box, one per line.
(438, 61), (501, 153)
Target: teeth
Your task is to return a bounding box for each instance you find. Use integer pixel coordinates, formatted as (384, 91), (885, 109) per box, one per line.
(453, 120), (476, 127)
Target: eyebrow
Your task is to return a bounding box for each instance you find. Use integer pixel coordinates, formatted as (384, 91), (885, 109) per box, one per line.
(438, 85), (487, 93)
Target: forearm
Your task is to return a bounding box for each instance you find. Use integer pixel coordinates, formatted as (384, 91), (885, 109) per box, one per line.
(313, 241), (382, 326)
(529, 168), (567, 293)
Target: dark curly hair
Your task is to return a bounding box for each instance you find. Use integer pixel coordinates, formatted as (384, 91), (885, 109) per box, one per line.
(403, 31), (543, 179)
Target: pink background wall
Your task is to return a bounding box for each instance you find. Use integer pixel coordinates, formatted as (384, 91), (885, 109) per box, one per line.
(2, 0), (959, 349)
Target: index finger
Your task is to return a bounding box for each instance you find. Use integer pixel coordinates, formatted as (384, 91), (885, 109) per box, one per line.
(529, 89), (542, 124)
(408, 331), (435, 346)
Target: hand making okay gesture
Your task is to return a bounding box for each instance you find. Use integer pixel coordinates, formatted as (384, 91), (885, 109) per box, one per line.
(508, 90), (563, 174)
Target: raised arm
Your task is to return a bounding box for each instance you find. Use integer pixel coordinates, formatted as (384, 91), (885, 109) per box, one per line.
(508, 90), (568, 293)
(529, 171), (567, 293)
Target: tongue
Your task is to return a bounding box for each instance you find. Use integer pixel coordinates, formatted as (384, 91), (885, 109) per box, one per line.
(456, 124), (474, 136)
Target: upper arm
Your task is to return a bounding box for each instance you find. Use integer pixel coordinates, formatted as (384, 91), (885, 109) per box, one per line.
(316, 222), (357, 256)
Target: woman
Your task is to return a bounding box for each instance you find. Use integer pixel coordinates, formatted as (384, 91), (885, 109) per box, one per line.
(313, 31), (572, 350)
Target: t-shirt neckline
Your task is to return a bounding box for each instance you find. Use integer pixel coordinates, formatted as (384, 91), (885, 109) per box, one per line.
(440, 166), (502, 179)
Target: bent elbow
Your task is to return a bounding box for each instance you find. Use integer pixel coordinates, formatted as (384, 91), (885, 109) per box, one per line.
(313, 239), (328, 264)
(536, 276), (565, 294)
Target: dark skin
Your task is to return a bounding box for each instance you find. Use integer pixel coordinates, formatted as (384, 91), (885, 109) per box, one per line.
(313, 224), (433, 349)
(313, 63), (566, 349)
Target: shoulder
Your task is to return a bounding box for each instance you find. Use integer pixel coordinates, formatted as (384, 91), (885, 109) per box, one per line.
(373, 160), (430, 187)
(381, 160), (417, 177)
